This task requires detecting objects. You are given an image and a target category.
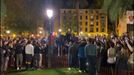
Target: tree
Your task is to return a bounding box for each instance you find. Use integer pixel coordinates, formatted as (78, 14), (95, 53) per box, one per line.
(4, 0), (45, 33)
(62, 13), (77, 32)
(102, 0), (133, 32)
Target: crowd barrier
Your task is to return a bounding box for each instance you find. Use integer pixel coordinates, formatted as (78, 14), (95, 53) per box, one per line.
(49, 56), (134, 75)
(99, 67), (134, 75)
(8, 55), (133, 75)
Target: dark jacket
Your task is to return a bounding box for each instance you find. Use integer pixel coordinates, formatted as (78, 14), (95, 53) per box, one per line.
(85, 43), (97, 56)
(78, 43), (86, 58)
(34, 45), (42, 54)
(15, 43), (23, 54)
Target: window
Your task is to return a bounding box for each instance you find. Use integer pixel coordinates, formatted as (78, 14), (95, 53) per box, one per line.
(96, 22), (98, 26)
(90, 28), (94, 32)
(85, 22), (88, 26)
(69, 10), (71, 13)
(80, 16), (82, 20)
(80, 27), (82, 31)
(96, 10), (99, 14)
(127, 24), (134, 32)
(90, 15), (94, 21)
(90, 10), (93, 14)
(86, 16), (88, 20)
(96, 28), (99, 32)
(85, 28), (88, 32)
(85, 10), (88, 14)
(91, 15), (94, 19)
(80, 22), (82, 25)
(101, 28), (105, 32)
(101, 16), (105, 21)
(90, 21), (94, 25)
(80, 10), (83, 14)
(96, 15), (99, 20)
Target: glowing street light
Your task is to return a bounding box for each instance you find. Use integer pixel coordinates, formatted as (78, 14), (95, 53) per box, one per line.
(46, 9), (53, 33)
(46, 9), (53, 19)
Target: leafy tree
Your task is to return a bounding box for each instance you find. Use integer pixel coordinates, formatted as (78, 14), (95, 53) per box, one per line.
(102, 0), (133, 32)
(4, 0), (45, 33)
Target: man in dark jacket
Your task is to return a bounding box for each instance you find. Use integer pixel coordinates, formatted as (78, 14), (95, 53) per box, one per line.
(85, 38), (97, 75)
(78, 39), (87, 73)
(33, 41), (42, 69)
(15, 40), (24, 70)
(68, 41), (79, 70)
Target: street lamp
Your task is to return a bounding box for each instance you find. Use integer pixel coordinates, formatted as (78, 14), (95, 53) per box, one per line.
(46, 9), (53, 68)
(46, 9), (53, 33)
(46, 9), (53, 19)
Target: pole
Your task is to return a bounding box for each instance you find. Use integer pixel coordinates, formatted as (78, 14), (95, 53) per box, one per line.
(48, 18), (52, 68)
(76, 0), (79, 35)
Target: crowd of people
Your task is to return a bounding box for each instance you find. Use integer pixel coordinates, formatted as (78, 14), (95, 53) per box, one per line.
(0, 32), (134, 75)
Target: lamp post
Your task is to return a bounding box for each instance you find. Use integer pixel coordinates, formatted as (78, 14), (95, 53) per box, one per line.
(47, 9), (53, 33)
(46, 9), (53, 68)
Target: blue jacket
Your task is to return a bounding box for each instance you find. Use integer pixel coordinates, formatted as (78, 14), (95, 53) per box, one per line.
(78, 45), (86, 58)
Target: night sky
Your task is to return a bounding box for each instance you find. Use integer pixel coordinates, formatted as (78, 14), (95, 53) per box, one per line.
(2, 0), (103, 32)
(44, 0), (94, 9)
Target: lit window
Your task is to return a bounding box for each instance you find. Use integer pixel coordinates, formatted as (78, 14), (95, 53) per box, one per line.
(91, 15), (94, 19)
(91, 21), (93, 25)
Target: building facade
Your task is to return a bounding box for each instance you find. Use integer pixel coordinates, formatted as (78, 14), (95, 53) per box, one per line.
(60, 9), (108, 36)
(117, 10), (134, 36)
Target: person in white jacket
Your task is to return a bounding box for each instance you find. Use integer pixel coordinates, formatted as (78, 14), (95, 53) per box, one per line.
(25, 40), (34, 70)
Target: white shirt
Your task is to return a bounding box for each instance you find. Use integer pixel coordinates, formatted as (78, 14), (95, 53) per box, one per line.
(25, 44), (34, 56)
(107, 48), (116, 64)
(107, 57), (116, 64)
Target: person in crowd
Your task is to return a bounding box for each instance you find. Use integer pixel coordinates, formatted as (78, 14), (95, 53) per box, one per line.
(0, 40), (5, 75)
(68, 41), (79, 70)
(33, 41), (42, 69)
(56, 34), (65, 56)
(8, 41), (15, 69)
(107, 41), (116, 75)
(0, 32), (134, 74)
(3, 41), (10, 73)
(85, 38), (97, 75)
(78, 39), (87, 73)
(38, 42), (43, 69)
(41, 40), (48, 68)
(96, 41), (103, 72)
(15, 40), (24, 70)
(116, 42), (129, 70)
(25, 40), (34, 70)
